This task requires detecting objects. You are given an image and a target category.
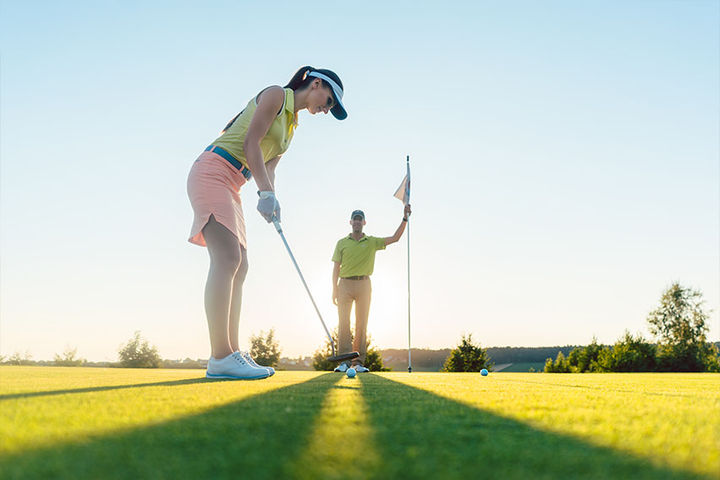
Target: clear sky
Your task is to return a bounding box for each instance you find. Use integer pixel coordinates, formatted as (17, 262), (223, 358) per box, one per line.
(1, 1), (718, 362)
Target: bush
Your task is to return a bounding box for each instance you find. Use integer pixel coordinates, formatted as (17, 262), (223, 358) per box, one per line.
(575, 337), (603, 372)
(8, 351), (33, 366)
(544, 351), (571, 373)
(596, 331), (656, 372)
(704, 344), (720, 372)
(545, 338), (605, 373)
(250, 328), (281, 368)
(118, 331), (161, 368)
(443, 334), (492, 372)
(364, 344), (390, 371)
(655, 342), (717, 372)
(54, 346), (85, 367)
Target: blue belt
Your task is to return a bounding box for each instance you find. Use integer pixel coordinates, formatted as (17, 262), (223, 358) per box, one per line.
(205, 145), (252, 180)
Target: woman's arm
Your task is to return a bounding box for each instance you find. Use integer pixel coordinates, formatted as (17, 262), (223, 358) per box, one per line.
(243, 86), (285, 192)
(266, 156), (281, 190)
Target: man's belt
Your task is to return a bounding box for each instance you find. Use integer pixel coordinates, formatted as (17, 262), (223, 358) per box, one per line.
(342, 275), (369, 280)
(205, 145), (252, 180)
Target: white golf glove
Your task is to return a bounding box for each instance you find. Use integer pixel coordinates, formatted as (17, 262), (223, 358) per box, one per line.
(257, 191), (280, 223)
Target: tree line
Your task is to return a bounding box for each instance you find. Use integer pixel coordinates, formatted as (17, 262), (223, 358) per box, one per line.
(545, 284), (719, 373)
(3, 283), (716, 373)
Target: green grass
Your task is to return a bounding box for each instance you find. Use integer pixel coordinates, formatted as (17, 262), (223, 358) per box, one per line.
(1, 367), (718, 479)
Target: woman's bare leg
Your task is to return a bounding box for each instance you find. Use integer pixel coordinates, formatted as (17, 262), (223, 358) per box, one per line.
(202, 215), (242, 359)
(229, 245), (248, 352)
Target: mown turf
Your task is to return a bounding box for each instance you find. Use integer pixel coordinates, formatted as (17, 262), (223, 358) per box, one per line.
(0, 367), (718, 479)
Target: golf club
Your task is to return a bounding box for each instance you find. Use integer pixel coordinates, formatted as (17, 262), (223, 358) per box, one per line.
(272, 215), (359, 363)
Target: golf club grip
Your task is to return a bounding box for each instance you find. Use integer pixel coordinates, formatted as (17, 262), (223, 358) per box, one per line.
(275, 227), (336, 353)
(329, 352), (359, 362)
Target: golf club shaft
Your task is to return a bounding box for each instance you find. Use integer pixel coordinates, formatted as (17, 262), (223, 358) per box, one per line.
(272, 218), (336, 357)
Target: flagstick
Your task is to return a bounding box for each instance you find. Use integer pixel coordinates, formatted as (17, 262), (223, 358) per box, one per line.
(406, 155), (412, 373)
(407, 217), (412, 373)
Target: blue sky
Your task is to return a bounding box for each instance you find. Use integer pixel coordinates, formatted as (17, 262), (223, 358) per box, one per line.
(1, 1), (718, 361)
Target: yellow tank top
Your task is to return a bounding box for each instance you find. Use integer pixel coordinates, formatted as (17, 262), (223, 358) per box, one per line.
(211, 87), (297, 167)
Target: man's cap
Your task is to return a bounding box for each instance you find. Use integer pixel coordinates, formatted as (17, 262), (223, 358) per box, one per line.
(307, 70), (347, 120)
(351, 210), (365, 220)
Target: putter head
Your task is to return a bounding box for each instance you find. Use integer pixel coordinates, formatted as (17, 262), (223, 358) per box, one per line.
(328, 351), (360, 363)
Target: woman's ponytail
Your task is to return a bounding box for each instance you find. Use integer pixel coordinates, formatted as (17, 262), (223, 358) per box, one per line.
(284, 66), (314, 90)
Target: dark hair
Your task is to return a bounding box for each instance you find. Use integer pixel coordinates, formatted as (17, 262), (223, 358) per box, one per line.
(284, 66), (344, 92)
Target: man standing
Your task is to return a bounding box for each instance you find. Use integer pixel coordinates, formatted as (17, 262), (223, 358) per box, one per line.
(331, 204), (412, 372)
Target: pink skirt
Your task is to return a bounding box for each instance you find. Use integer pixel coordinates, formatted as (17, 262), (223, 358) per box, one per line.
(187, 151), (248, 248)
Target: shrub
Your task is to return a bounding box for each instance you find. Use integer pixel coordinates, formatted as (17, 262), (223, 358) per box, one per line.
(596, 331), (656, 372)
(544, 351), (571, 373)
(250, 329), (281, 368)
(118, 331), (161, 368)
(443, 334), (492, 372)
(54, 346), (85, 367)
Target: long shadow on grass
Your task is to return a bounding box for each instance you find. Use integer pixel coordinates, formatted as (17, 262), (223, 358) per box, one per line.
(358, 374), (707, 480)
(0, 378), (211, 401)
(1, 373), (340, 480)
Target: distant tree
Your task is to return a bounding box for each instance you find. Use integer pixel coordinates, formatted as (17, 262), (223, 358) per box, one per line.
(566, 348), (582, 372)
(647, 283), (717, 372)
(543, 357), (553, 372)
(312, 330), (389, 371)
(571, 337), (604, 372)
(596, 331), (657, 372)
(54, 346), (85, 366)
(8, 351), (33, 366)
(250, 328), (281, 368)
(118, 331), (161, 368)
(8, 352), (21, 366)
(443, 334), (492, 372)
(704, 346), (720, 373)
(544, 351), (571, 373)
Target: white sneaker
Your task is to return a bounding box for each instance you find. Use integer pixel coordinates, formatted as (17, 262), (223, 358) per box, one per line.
(239, 351), (275, 376)
(334, 362), (349, 373)
(353, 365), (369, 373)
(206, 352), (270, 380)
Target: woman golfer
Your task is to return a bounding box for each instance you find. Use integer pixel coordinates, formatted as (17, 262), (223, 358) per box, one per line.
(187, 66), (347, 379)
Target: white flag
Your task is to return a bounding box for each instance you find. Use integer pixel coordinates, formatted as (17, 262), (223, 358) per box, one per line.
(393, 161), (411, 205)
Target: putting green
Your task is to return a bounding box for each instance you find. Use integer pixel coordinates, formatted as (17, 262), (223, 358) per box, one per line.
(1, 367), (717, 479)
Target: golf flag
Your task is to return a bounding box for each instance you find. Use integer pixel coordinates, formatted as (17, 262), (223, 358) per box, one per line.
(394, 157), (411, 205)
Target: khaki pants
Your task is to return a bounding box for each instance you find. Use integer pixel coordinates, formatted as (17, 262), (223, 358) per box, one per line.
(337, 278), (371, 365)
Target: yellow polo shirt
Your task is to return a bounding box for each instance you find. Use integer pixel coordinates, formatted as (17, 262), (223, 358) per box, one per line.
(332, 235), (386, 277)
(211, 87), (297, 167)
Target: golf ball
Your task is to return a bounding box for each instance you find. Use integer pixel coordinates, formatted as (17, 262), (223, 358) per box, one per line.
(480, 369), (489, 376)
(346, 367), (356, 378)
